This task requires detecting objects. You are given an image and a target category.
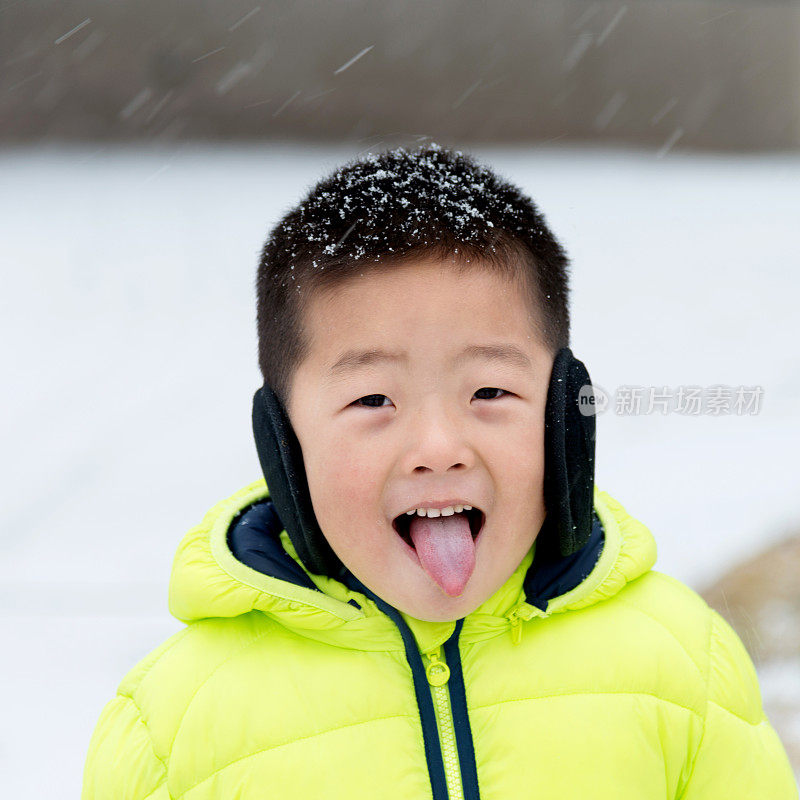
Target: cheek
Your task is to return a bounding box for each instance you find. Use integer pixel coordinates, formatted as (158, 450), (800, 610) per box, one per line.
(308, 438), (385, 523)
(497, 411), (546, 502)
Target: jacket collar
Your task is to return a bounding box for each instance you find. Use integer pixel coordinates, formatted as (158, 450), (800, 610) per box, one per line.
(169, 479), (656, 653)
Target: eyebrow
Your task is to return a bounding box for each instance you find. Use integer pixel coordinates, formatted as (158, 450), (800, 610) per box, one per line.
(326, 343), (533, 378)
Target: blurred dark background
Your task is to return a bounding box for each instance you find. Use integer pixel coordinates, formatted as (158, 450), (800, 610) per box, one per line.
(3, 0), (798, 150)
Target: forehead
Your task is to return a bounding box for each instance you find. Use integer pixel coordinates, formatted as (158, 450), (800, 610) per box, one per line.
(299, 258), (544, 365)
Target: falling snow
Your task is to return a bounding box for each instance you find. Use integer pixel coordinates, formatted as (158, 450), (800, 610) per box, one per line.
(333, 45), (374, 75)
(53, 18), (92, 46)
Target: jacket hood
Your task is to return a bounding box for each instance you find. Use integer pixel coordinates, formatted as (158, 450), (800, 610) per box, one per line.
(168, 480), (657, 653)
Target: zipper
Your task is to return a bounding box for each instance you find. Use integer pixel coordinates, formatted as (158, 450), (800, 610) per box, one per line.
(424, 645), (463, 800)
(335, 570), (480, 799)
(505, 602), (548, 645)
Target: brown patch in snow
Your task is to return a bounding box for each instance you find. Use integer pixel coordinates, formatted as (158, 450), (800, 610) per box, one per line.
(700, 532), (800, 779)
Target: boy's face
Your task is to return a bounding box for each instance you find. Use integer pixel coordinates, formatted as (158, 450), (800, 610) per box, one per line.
(287, 256), (553, 622)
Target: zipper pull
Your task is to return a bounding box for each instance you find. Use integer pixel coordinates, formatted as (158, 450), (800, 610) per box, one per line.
(424, 646), (450, 686)
(506, 604), (538, 646)
(508, 613), (523, 646)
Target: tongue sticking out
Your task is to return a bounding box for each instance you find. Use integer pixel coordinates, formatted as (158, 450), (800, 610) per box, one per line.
(408, 512), (476, 597)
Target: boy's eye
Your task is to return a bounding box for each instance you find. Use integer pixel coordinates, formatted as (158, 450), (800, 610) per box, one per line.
(353, 394), (392, 408)
(473, 387), (509, 401)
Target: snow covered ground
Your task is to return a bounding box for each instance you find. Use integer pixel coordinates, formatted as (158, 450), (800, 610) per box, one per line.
(2, 143), (798, 794)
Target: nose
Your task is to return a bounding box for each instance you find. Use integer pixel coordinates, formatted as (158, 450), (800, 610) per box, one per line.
(404, 402), (475, 475)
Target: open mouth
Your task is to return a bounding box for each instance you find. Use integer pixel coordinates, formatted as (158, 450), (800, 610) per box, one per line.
(392, 507), (485, 547)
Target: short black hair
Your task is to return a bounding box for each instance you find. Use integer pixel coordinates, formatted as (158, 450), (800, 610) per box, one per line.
(256, 143), (571, 408)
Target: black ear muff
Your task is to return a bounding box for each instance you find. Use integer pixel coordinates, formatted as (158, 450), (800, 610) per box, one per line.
(252, 384), (347, 578)
(540, 347), (597, 558)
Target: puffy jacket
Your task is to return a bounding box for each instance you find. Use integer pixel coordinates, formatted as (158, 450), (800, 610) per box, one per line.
(82, 479), (797, 799)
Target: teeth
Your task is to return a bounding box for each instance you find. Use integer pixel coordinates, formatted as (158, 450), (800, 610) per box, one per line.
(406, 505), (472, 517)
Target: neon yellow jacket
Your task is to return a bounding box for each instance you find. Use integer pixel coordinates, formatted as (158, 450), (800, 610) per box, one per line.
(82, 480), (797, 799)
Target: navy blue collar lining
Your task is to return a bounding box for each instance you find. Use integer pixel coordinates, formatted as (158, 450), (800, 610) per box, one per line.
(227, 501), (320, 592)
(523, 511), (605, 611)
(227, 501), (605, 613)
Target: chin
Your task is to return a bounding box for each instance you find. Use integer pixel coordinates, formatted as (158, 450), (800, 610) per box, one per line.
(397, 586), (479, 622)
(411, 609), (466, 623)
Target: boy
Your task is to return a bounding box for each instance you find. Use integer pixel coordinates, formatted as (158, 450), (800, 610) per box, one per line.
(82, 144), (797, 799)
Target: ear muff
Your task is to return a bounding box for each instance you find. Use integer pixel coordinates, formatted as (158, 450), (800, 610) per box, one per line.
(540, 346), (597, 558)
(252, 384), (347, 578)
(251, 345), (597, 579)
